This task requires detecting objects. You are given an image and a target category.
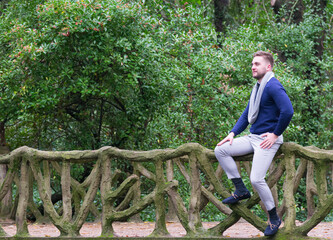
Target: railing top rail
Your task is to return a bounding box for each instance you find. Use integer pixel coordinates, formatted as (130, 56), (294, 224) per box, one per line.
(0, 142), (332, 164)
(0, 142), (331, 238)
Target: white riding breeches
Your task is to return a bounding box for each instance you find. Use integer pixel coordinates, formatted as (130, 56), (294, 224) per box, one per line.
(214, 134), (283, 210)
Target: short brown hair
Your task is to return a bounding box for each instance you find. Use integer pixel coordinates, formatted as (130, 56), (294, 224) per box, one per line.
(253, 51), (274, 68)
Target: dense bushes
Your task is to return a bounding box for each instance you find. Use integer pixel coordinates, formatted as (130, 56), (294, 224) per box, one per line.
(1, 0), (332, 151)
(0, 0), (332, 222)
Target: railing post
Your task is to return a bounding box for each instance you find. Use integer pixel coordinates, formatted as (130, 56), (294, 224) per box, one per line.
(150, 159), (169, 236)
(15, 157), (29, 237)
(0, 146), (11, 217)
(165, 159), (178, 222)
(130, 162), (142, 222)
(188, 152), (203, 232)
(61, 160), (72, 223)
(316, 161), (328, 205)
(306, 161), (316, 219)
(43, 161), (52, 202)
(283, 151), (296, 231)
(0, 157), (16, 236)
(100, 153), (114, 236)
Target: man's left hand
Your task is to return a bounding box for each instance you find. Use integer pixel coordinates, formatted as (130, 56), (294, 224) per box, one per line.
(260, 133), (279, 149)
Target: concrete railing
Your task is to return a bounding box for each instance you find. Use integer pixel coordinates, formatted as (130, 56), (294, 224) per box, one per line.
(0, 143), (332, 239)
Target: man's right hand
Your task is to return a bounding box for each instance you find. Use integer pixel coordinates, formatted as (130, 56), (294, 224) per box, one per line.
(217, 132), (235, 146)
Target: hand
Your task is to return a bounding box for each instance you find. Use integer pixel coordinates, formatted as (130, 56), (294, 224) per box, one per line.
(217, 132), (235, 146)
(260, 133), (278, 149)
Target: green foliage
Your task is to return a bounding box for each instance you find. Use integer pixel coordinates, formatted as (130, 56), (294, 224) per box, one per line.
(1, 0), (185, 150)
(295, 178), (307, 222)
(140, 203), (156, 222)
(200, 202), (226, 222)
(0, 0), (332, 223)
(2, 0), (331, 151)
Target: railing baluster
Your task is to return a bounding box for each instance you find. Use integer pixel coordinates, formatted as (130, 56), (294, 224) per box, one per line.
(150, 159), (169, 236)
(316, 161), (328, 205)
(166, 159), (178, 222)
(15, 157), (29, 236)
(61, 160), (72, 223)
(188, 152), (203, 232)
(100, 153), (114, 237)
(130, 162), (142, 222)
(43, 161), (51, 199)
(306, 160), (316, 219)
(283, 152), (296, 231)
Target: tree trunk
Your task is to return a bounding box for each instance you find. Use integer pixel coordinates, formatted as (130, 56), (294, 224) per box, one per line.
(271, 0), (304, 24)
(312, 0), (328, 57)
(214, 0), (229, 44)
(303, 0), (327, 138)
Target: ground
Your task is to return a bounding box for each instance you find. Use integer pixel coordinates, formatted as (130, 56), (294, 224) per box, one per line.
(0, 220), (332, 239)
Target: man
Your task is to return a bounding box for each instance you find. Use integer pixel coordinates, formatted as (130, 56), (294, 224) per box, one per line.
(214, 51), (294, 236)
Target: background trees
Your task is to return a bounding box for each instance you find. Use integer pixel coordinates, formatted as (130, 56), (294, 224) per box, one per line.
(0, 0), (332, 151)
(0, 0), (332, 221)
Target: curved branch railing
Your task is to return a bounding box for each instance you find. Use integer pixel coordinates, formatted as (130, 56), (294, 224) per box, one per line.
(0, 142), (331, 238)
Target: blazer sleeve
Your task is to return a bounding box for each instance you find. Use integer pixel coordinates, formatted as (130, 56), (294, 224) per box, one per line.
(231, 102), (250, 136)
(269, 82), (294, 136)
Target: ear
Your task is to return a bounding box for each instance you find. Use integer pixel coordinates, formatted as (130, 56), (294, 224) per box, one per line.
(266, 64), (272, 71)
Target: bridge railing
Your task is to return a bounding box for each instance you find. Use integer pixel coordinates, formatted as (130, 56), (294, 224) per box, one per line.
(0, 142), (332, 238)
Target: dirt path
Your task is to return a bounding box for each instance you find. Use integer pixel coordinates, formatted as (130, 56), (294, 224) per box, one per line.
(0, 221), (332, 239)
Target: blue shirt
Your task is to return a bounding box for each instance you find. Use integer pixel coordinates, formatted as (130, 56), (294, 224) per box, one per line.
(231, 77), (294, 136)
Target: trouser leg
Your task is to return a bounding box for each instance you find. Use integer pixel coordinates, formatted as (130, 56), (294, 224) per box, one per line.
(249, 134), (283, 211)
(214, 135), (254, 179)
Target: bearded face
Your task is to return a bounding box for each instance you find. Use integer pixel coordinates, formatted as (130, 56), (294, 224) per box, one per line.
(251, 56), (272, 82)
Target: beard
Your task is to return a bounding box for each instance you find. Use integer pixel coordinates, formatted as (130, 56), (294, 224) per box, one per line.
(253, 71), (266, 80)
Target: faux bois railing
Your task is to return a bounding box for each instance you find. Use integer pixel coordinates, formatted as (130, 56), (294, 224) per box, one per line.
(0, 143), (332, 239)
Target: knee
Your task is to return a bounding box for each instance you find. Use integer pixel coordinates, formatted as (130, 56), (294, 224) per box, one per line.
(250, 176), (265, 189)
(214, 146), (220, 156)
(214, 145), (228, 158)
